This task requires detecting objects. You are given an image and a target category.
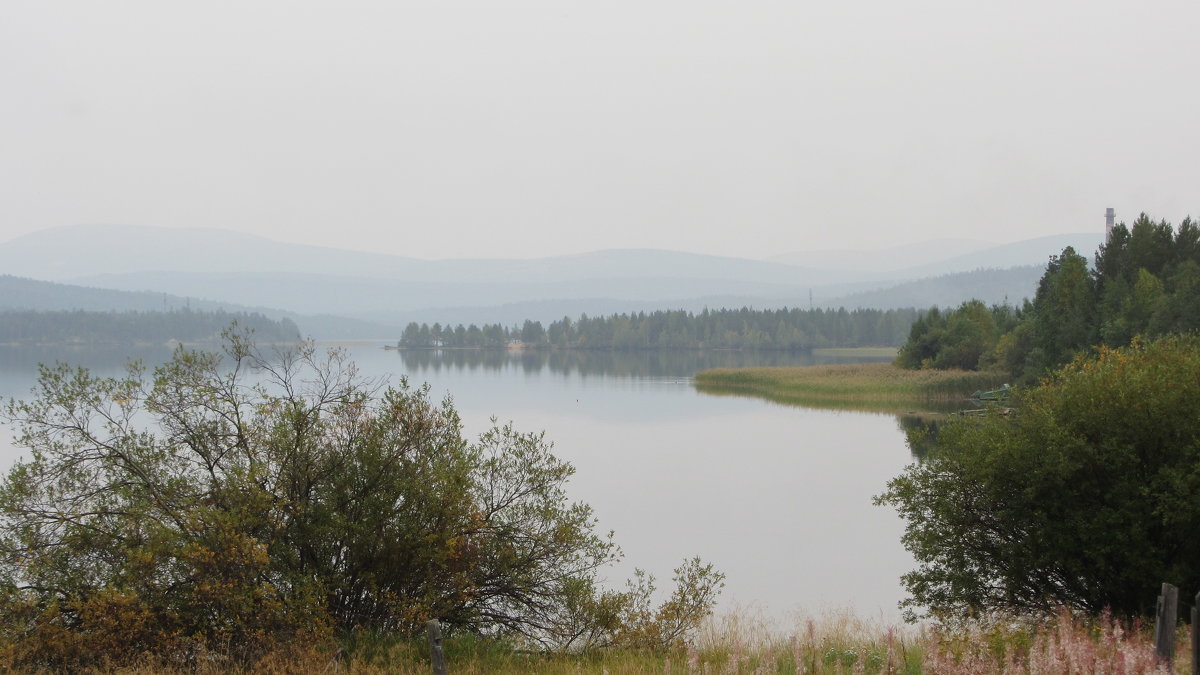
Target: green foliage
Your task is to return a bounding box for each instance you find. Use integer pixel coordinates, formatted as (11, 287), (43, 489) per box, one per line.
(1023, 246), (1097, 376)
(610, 558), (725, 649)
(877, 335), (1200, 621)
(897, 213), (1200, 380)
(0, 331), (721, 668)
(894, 301), (1017, 371)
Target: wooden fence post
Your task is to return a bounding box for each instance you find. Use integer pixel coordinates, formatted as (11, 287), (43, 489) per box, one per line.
(1192, 590), (1199, 675)
(427, 619), (448, 675)
(1155, 582), (1179, 664)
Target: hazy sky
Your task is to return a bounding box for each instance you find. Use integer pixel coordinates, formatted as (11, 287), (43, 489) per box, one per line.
(1, 1), (1196, 260)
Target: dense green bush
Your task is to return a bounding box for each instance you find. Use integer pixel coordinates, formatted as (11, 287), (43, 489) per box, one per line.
(894, 300), (1021, 371)
(878, 335), (1200, 621)
(0, 332), (720, 668)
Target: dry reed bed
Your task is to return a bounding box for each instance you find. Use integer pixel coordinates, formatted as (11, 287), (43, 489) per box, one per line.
(693, 363), (1007, 413)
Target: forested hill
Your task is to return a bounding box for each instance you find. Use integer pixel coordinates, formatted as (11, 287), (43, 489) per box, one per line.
(0, 274), (403, 340)
(398, 307), (920, 351)
(0, 274), (256, 313)
(1, 226), (1104, 328)
(0, 309), (300, 346)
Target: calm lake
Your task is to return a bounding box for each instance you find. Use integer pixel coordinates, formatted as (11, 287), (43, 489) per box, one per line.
(0, 343), (920, 624)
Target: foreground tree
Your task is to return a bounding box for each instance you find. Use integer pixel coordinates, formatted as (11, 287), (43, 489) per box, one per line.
(878, 335), (1200, 621)
(0, 332), (720, 667)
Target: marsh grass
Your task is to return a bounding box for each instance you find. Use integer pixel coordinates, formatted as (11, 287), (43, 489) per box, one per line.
(693, 363), (1007, 414)
(811, 347), (900, 359)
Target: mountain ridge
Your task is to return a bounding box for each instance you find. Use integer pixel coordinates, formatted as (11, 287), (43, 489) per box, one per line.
(0, 224), (1109, 332)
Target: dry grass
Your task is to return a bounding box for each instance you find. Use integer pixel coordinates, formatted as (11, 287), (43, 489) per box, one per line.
(693, 363), (1007, 414)
(811, 347), (901, 359)
(13, 607), (1191, 673)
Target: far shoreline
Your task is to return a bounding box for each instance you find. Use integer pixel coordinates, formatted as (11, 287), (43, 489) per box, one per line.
(381, 344), (901, 357)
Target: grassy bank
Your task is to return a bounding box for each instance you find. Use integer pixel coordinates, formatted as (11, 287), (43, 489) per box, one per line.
(61, 609), (1186, 673)
(694, 362), (1008, 414)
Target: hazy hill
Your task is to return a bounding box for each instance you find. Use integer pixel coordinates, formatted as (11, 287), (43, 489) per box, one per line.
(0, 224), (1110, 330)
(0, 308), (300, 346)
(70, 269), (842, 318)
(0, 274), (256, 313)
(770, 233), (1103, 278)
(823, 266), (1046, 310)
(0, 225), (426, 282)
(0, 224), (837, 286)
(768, 238), (997, 273)
(891, 233), (1103, 278)
(0, 275), (400, 340)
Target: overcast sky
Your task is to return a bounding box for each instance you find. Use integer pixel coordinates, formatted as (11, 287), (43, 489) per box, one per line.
(1, 1), (1196, 260)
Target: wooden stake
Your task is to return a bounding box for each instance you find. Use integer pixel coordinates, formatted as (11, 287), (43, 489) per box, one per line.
(1156, 582), (1179, 664)
(427, 619), (448, 675)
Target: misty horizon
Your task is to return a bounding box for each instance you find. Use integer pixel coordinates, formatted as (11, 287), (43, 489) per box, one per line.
(2, 1), (1195, 261)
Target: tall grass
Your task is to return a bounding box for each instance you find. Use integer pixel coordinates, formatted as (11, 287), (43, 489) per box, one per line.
(338, 608), (1188, 674)
(811, 347), (901, 359)
(20, 607), (1187, 673)
(694, 363), (1007, 414)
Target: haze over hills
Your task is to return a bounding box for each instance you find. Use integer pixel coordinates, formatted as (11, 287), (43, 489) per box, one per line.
(0, 224), (836, 286)
(0, 276), (401, 340)
(885, 233), (1103, 278)
(825, 265), (1047, 310)
(768, 238), (997, 272)
(769, 233), (1103, 278)
(0, 224), (1107, 334)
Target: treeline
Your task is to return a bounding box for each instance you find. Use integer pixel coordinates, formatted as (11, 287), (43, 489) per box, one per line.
(897, 213), (1200, 380)
(399, 307), (921, 351)
(0, 308), (301, 345)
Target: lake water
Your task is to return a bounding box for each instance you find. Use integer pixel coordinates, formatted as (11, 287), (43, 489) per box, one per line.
(0, 343), (919, 624)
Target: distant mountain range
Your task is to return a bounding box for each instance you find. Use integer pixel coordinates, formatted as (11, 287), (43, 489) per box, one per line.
(826, 265), (1046, 309)
(0, 275), (399, 340)
(0, 224), (1105, 337)
(767, 238), (996, 272)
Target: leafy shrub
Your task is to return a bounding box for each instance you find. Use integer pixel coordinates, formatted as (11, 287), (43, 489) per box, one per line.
(0, 331), (720, 667)
(879, 335), (1200, 620)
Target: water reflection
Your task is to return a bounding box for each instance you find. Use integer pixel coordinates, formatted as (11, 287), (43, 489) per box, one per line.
(0, 344), (177, 375)
(0, 344), (891, 383)
(0, 345), (179, 401)
(392, 347), (890, 378)
(0, 341), (918, 620)
(896, 414), (944, 460)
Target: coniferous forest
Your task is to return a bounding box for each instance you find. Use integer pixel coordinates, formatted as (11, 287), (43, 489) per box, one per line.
(895, 214), (1200, 381)
(398, 307), (920, 351)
